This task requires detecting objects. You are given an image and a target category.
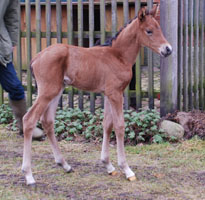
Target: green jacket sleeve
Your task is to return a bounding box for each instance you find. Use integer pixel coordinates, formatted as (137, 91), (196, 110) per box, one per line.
(4, 0), (19, 47)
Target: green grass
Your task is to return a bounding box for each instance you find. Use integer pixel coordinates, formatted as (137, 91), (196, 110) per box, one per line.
(0, 125), (205, 200)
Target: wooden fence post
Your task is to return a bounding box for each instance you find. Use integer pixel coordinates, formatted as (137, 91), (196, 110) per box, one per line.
(78, 0), (84, 111)
(123, 0), (130, 110)
(135, 0), (141, 111)
(160, 0), (178, 116)
(26, 0), (32, 107)
(147, 0), (154, 110)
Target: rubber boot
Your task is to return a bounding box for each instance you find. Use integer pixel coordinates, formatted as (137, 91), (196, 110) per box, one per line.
(9, 98), (44, 140)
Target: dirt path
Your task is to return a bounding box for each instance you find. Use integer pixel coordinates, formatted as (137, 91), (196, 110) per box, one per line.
(0, 125), (205, 200)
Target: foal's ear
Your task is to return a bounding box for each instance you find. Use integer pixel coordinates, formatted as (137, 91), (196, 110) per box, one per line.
(138, 7), (147, 22)
(150, 4), (159, 18)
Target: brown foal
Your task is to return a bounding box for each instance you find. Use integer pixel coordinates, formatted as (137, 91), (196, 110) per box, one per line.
(22, 5), (172, 185)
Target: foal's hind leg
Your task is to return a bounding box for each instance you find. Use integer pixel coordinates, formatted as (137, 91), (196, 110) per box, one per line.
(41, 91), (72, 173)
(108, 92), (136, 181)
(101, 96), (116, 175)
(22, 96), (53, 185)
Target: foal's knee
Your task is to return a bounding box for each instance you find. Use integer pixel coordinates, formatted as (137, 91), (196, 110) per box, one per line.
(114, 124), (125, 137)
(41, 118), (54, 133)
(103, 120), (113, 134)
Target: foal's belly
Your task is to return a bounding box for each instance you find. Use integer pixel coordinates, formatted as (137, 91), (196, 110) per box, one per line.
(64, 74), (104, 93)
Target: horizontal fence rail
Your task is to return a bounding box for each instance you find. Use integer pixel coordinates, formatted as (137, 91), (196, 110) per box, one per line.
(0, 0), (204, 115)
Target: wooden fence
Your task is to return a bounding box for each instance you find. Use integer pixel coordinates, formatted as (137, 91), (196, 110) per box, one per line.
(178, 0), (205, 112)
(0, 0), (204, 116)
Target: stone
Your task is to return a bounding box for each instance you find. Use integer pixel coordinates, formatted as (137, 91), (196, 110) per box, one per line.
(32, 127), (45, 140)
(160, 120), (184, 140)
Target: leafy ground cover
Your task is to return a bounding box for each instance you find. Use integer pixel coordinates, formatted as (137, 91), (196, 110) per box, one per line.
(0, 104), (175, 145)
(0, 126), (204, 200)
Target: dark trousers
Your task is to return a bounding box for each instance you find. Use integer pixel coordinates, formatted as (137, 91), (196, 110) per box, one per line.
(0, 62), (25, 100)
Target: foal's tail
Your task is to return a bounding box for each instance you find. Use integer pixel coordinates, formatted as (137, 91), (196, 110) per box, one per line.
(30, 53), (40, 80)
(30, 63), (35, 80)
(30, 58), (38, 90)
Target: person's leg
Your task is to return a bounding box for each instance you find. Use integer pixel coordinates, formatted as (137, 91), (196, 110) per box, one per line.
(0, 62), (25, 134)
(0, 62), (25, 101)
(0, 62), (44, 139)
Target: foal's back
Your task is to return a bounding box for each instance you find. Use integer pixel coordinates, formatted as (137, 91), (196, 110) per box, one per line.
(32, 43), (132, 94)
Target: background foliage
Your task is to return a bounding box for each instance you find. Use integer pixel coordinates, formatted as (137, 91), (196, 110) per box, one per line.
(0, 104), (175, 144)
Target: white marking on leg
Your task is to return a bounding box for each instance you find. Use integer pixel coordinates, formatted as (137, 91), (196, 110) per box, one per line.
(101, 96), (116, 174)
(109, 93), (135, 179)
(116, 138), (135, 178)
(101, 136), (115, 174)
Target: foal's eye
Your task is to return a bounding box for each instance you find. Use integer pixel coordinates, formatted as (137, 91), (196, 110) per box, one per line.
(146, 30), (153, 35)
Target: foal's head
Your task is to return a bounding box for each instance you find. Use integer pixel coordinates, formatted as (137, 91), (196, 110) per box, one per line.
(137, 5), (172, 57)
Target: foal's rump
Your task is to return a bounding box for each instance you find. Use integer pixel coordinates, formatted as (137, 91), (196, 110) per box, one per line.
(30, 44), (69, 90)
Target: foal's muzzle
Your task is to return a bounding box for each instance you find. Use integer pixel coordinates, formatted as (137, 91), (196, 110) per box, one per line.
(159, 44), (172, 57)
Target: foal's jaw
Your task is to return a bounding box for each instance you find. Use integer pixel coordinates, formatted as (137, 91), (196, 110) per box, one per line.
(158, 43), (172, 57)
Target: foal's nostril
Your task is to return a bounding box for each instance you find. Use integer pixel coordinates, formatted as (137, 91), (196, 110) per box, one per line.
(166, 46), (172, 55)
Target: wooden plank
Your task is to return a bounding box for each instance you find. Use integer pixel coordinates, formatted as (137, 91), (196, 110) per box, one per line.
(188, 0), (193, 110)
(78, 0), (84, 110)
(0, 86), (3, 105)
(21, 31), (112, 39)
(177, 0), (183, 110)
(193, 0), (199, 109)
(100, 0), (105, 108)
(160, 0), (178, 116)
(67, 0), (74, 108)
(204, 2), (205, 110)
(46, 0), (51, 46)
(135, 0), (141, 111)
(147, 0), (154, 109)
(67, 0), (73, 45)
(26, 0), (32, 107)
(36, 0), (41, 53)
(56, 0), (62, 44)
(89, 0), (95, 113)
(135, 0), (140, 16)
(123, 0), (130, 110)
(78, 0), (83, 47)
(89, 0), (94, 46)
(100, 0), (106, 44)
(56, 0), (63, 109)
(183, 0), (188, 111)
(199, 0), (204, 109)
(123, 0), (129, 24)
(111, 0), (117, 37)
(17, 2), (22, 82)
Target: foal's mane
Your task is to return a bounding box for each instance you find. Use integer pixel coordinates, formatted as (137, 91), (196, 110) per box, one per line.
(100, 16), (138, 47)
(96, 8), (151, 47)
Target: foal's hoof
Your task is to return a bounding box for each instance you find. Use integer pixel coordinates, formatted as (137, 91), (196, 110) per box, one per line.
(27, 182), (37, 188)
(57, 163), (73, 173)
(127, 175), (136, 182)
(109, 170), (118, 176)
(66, 167), (73, 173)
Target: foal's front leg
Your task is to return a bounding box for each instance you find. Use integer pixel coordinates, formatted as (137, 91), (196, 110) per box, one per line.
(101, 96), (116, 175)
(108, 92), (136, 181)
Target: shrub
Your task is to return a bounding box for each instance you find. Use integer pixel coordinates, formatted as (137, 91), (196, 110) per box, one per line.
(54, 108), (166, 144)
(0, 104), (13, 124)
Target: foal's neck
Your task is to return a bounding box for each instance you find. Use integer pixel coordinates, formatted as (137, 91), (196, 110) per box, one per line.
(112, 19), (141, 66)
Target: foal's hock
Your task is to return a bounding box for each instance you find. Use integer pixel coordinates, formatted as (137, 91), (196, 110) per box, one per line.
(22, 5), (172, 185)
